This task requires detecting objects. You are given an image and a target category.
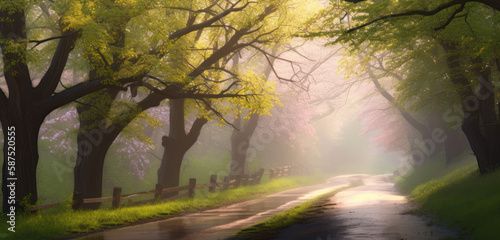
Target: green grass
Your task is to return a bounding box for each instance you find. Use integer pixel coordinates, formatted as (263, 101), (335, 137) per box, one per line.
(232, 180), (363, 239)
(406, 162), (500, 240)
(394, 153), (475, 194)
(0, 174), (329, 240)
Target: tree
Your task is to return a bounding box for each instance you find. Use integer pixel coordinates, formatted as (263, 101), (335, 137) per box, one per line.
(71, 0), (245, 208)
(228, 53), (272, 177)
(71, 1), (284, 208)
(342, 0), (500, 32)
(228, 38), (345, 176)
(358, 55), (470, 165)
(156, 99), (207, 197)
(316, 0), (500, 173)
(156, 0), (307, 191)
(0, 0), (260, 212)
(0, 0), (141, 212)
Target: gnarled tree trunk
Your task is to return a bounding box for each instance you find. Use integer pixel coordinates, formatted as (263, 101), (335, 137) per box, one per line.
(442, 41), (500, 173)
(157, 99), (207, 197)
(73, 90), (164, 209)
(0, 8), (77, 212)
(73, 124), (121, 209)
(229, 113), (259, 177)
(1, 115), (44, 212)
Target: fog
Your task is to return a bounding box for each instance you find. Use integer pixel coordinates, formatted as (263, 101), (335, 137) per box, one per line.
(18, 40), (409, 204)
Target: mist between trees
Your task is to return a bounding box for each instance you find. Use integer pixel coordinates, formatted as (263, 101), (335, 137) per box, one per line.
(1, 0), (499, 213)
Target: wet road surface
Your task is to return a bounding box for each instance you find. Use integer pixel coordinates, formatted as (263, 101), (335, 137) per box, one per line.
(75, 175), (358, 240)
(275, 174), (461, 240)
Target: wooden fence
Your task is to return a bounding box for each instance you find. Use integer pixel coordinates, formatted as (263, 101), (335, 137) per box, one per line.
(221, 168), (265, 190)
(268, 164), (312, 179)
(28, 168), (266, 211)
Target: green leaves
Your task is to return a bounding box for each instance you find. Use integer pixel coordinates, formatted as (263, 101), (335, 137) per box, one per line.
(316, 0), (499, 113)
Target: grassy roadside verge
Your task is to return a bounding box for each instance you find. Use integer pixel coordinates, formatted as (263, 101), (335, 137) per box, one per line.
(0, 174), (329, 240)
(394, 154), (476, 194)
(398, 160), (500, 240)
(230, 180), (363, 239)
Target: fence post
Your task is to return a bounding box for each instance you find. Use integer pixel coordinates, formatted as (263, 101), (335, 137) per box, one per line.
(72, 192), (83, 210)
(188, 178), (196, 198)
(155, 184), (163, 200)
(112, 187), (122, 209)
(209, 174), (217, 193)
(223, 176), (230, 190)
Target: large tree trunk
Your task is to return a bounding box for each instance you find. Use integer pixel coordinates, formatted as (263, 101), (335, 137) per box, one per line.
(1, 115), (44, 212)
(0, 8), (41, 212)
(72, 87), (118, 209)
(73, 125), (120, 209)
(73, 90), (165, 209)
(462, 117), (491, 172)
(0, 8), (69, 212)
(229, 113), (260, 177)
(461, 59), (500, 173)
(157, 99), (207, 197)
(228, 48), (276, 177)
(157, 136), (186, 197)
(473, 57), (500, 169)
(441, 41), (500, 173)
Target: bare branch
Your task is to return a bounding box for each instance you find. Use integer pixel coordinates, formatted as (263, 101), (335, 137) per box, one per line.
(198, 98), (239, 130)
(27, 31), (80, 50)
(35, 76), (139, 113)
(345, 0), (469, 33)
(433, 3), (466, 30)
(166, 1), (251, 41)
(94, 47), (110, 67)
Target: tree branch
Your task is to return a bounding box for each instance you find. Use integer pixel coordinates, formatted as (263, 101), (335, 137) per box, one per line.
(198, 98), (239, 130)
(35, 76), (138, 114)
(150, 1), (251, 55)
(186, 117), (208, 147)
(366, 56), (405, 81)
(433, 3), (466, 31)
(364, 58), (429, 135)
(35, 30), (80, 100)
(345, 0), (469, 33)
(27, 31), (79, 50)
(0, 9), (33, 100)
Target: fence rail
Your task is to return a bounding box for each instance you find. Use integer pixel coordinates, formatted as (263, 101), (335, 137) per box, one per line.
(28, 166), (307, 212)
(268, 164), (312, 179)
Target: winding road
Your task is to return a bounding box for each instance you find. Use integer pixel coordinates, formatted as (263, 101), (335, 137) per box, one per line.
(275, 174), (460, 240)
(76, 174), (460, 240)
